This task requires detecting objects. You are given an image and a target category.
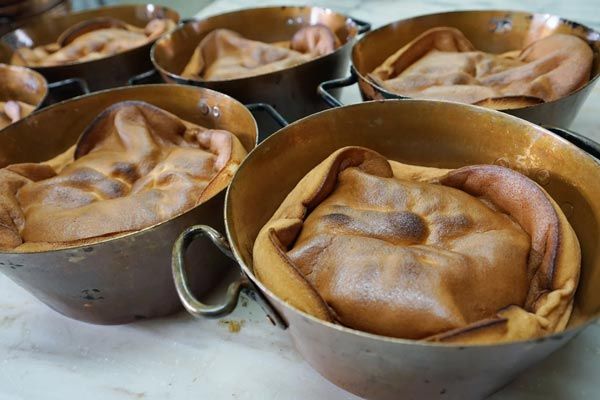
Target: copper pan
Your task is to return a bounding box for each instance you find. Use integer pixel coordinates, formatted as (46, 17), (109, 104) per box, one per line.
(0, 62), (47, 128)
(0, 84), (259, 325)
(318, 10), (600, 128)
(0, 4), (180, 91)
(150, 6), (370, 128)
(172, 100), (600, 399)
(0, 0), (70, 36)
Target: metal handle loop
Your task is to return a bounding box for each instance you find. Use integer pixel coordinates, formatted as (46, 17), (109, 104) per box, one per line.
(317, 72), (358, 108)
(172, 225), (288, 328)
(48, 78), (90, 94)
(172, 225), (245, 318)
(544, 126), (600, 160)
(245, 103), (289, 128)
(350, 17), (372, 35)
(44, 78), (90, 106)
(128, 69), (163, 86)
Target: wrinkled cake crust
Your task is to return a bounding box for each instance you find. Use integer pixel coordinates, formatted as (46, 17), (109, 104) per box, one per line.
(11, 18), (175, 67)
(181, 25), (340, 81)
(368, 27), (593, 109)
(0, 101), (246, 252)
(253, 147), (581, 344)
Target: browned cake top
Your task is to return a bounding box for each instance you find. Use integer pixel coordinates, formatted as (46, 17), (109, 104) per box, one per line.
(0, 64), (45, 129)
(11, 17), (175, 67)
(369, 27), (593, 109)
(181, 25), (340, 80)
(0, 101), (247, 252)
(253, 147), (581, 344)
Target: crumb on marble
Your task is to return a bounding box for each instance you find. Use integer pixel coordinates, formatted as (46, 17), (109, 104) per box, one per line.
(219, 319), (245, 333)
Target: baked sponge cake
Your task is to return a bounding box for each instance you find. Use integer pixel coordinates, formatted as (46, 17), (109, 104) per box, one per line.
(253, 147), (580, 344)
(0, 101), (246, 251)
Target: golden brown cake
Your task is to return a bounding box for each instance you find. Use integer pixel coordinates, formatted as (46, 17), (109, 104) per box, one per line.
(0, 100), (35, 129)
(0, 64), (45, 129)
(11, 17), (175, 67)
(181, 25), (340, 80)
(368, 27), (593, 109)
(0, 101), (246, 251)
(253, 147), (581, 344)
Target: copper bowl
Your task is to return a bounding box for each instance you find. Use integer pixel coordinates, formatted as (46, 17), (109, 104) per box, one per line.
(0, 84), (258, 324)
(151, 6), (370, 126)
(0, 62), (47, 128)
(172, 100), (600, 399)
(0, 4), (180, 91)
(0, 0), (70, 36)
(318, 10), (600, 128)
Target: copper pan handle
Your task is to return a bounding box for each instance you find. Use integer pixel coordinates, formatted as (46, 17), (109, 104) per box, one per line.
(544, 126), (600, 160)
(245, 103), (289, 128)
(44, 78), (90, 106)
(172, 225), (287, 328)
(128, 69), (163, 85)
(179, 18), (199, 25)
(317, 71), (358, 108)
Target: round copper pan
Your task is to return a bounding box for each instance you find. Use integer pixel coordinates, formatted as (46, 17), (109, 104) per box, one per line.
(0, 63), (48, 129)
(151, 6), (370, 124)
(0, 84), (257, 325)
(0, 4), (180, 91)
(320, 10), (600, 128)
(173, 100), (600, 399)
(0, 0), (71, 36)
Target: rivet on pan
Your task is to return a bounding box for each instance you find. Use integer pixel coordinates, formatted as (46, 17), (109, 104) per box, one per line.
(199, 101), (209, 115)
(561, 202), (575, 219)
(212, 106), (221, 118)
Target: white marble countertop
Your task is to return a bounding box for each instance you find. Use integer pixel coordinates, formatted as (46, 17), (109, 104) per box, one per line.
(1, 1), (599, 399)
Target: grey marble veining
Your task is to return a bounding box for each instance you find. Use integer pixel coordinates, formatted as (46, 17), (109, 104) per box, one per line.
(1, 0), (599, 399)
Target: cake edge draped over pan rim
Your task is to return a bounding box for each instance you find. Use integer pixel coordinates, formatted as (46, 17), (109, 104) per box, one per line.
(0, 101), (247, 253)
(252, 146), (581, 344)
(180, 25), (341, 81)
(367, 27), (593, 110)
(10, 17), (176, 68)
